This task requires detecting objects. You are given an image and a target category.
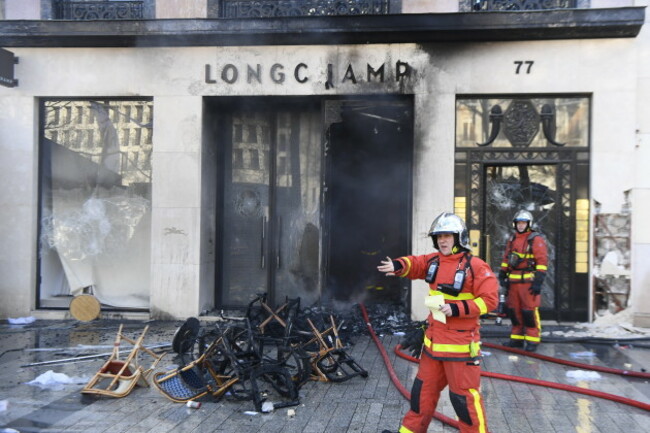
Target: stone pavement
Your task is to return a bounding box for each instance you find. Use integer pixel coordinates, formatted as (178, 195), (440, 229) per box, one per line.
(0, 317), (649, 433)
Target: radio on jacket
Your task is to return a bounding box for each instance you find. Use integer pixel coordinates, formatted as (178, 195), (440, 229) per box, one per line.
(438, 269), (466, 297)
(508, 252), (524, 268)
(424, 259), (439, 283)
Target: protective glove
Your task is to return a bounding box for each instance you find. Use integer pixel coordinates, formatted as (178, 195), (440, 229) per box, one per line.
(529, 272), (545, 295)
(498, 270), (509, 291)
(400, 322), (426, 358)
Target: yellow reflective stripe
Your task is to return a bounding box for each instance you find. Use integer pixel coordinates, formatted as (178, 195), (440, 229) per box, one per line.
(500, 262), (508, 268)
(399, 426), (415, 433)
(536, 265), (547, 270)
(469, 388), (487, 433)
(525, 335), (541, 342)
(401, 257), (412, 277)
(508, 273), (534, 280)
(433, 344), (470, 353)
(473, 297), (488, 315)
(428, 290), (476, 301)
(510, 334), (525, 340)
(423, 335), (471, 353)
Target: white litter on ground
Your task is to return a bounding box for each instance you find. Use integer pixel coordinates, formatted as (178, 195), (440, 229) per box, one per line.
(569, 351), (596, 359)
(566, 370), (602, 380)
(7, 316), (36, 325)
(26, 370), (88, 390)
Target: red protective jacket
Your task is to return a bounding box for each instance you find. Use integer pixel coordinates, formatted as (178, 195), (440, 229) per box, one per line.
(500, 231), (548, 282)
(394, 251), (498, 361)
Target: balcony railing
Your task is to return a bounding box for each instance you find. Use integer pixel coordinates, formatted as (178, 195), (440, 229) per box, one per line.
(468, 0), (579, 11)
(220, 0), (391, 18)
(54, 1), (144, 20)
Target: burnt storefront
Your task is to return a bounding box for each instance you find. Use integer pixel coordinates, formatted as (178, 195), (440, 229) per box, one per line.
(1, 2), (648, 325)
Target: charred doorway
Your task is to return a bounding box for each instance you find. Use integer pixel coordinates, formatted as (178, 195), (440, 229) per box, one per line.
(323, 98), (413, 305)
(210, 96), (413, 309)
(455, 97), (590, 321)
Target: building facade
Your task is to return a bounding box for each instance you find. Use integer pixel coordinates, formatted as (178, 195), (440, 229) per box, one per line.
(1, 0), (649, 326)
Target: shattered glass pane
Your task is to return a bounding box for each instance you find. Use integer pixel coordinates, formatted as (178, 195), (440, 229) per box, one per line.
(485, 165), (557, 308)
(39, 99), (153, 309)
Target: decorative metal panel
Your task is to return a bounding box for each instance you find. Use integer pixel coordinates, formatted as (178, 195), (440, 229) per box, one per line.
(55, 1), (144, 20)
(464, 0), (580, 11)
(503, 100), (540, 147)
(220, 0), (390, 18)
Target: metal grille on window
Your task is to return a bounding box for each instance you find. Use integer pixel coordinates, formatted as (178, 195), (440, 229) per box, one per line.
(220, 0), (390, 18)
(54, 1), (144, 20)
(464, 0), (583, 12)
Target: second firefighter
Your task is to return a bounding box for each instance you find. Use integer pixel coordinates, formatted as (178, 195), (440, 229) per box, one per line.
(499, 210), (549, 352)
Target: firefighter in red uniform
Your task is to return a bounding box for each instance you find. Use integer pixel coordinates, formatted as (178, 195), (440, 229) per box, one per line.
(499, 210), (548, 352)
(378, 212), (498, 433)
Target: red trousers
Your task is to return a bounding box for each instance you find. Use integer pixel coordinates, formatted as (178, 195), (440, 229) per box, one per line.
(398, 354), (489, 433)
(507, 282), (541, 343)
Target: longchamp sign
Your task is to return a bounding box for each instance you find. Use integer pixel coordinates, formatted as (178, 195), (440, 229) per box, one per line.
(204, 60), (411, 89)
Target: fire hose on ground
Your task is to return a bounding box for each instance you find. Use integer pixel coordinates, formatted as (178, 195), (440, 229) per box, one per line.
(359, 303), (460, 429)
(358, 303), (650, 431)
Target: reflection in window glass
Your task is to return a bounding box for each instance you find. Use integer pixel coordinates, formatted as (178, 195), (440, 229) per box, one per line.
(39, 99), (153, 309)
(456, 97), (589, 148)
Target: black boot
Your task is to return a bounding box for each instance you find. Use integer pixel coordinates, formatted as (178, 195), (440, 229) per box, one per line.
(502, 339), (524, 348)
(524, 342), (539, 352)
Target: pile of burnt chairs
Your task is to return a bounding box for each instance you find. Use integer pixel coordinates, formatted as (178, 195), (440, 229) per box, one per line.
(153, 293), (367, 410)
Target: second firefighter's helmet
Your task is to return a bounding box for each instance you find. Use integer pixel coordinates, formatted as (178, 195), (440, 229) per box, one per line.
(428, 212), (471, 252)
(513, 209), (533, 231)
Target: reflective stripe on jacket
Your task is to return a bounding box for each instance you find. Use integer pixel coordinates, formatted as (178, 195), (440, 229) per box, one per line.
(500, 231), (548, 282)
(394, 251), (498, 360)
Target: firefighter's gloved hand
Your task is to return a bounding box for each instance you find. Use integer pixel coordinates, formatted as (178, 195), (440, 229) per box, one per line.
(400, 323), (425, 358)
(498, 270), (509, 290)
(530, 272), (545, 295)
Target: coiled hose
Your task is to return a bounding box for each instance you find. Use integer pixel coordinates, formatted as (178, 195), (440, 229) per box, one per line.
(359, 303), (650, 432)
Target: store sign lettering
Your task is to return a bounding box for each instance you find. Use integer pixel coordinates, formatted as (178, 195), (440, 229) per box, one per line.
(204, 61), (411, 88)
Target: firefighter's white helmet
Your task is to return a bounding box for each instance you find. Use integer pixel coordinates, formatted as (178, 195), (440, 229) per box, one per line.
(513, 209), (533, 231)
(428, 212), (471, 252)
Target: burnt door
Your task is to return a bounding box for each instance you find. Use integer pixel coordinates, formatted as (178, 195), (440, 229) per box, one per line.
(323, 98), (413, 304)
(218, 100), (322, 308)
(482, 164), (558, 312)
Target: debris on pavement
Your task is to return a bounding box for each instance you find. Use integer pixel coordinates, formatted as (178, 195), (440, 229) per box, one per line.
(26, 370), (88, 390)
(154, 293), (369, 413)
(7, 316), (36, 325)
(566, 370), (602, 381)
